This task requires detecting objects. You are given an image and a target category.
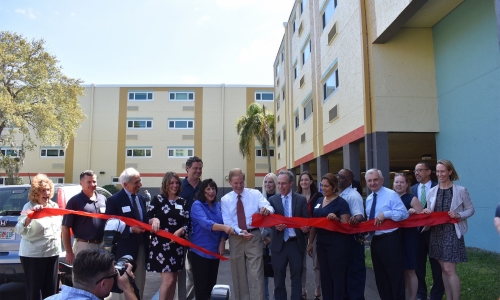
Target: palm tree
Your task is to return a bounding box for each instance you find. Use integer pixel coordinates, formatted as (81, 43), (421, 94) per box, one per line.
(236, 103), (275, 173)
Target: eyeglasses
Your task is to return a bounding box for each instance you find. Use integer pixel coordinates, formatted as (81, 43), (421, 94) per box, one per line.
(95, 269), (118, 284)
(335, 174), (347, 180)
(414, 169), (430, 173)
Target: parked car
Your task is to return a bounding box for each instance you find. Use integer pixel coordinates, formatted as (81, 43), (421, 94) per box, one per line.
(0, 184), (113, 286)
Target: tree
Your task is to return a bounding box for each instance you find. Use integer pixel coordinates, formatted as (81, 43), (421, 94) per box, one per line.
(236, 103), (275, 173)
(0, 31), (86, 184)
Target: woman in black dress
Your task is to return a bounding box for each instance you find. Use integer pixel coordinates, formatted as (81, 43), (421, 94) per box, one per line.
(297, 171), (323, 300)
(422, 159), (475, 300)
(307, 173), (351, 300)
(393, 173), (422, 300)
(147, 172), (189, 300)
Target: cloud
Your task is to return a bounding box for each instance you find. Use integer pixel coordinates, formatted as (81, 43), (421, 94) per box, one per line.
(15, 8), (36, 19)
(216, 0), (292, 12)
(197, 15), (211, 25)
(238, 38), (275, 64)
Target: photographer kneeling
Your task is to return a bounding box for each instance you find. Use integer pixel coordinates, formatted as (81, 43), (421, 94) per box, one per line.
(46, 249), (137, 300)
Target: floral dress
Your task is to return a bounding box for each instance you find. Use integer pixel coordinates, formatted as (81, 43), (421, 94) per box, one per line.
(146, 195), (189, 273)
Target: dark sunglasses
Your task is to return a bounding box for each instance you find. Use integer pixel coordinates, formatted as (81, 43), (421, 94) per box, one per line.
(95, 269), (118, 284)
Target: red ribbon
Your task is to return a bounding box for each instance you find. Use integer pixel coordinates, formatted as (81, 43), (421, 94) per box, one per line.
(251, 212), (458, 234)
(26, 208), (228, 261)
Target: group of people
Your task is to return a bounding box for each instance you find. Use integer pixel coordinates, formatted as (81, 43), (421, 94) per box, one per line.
(15, 156), (474, 300)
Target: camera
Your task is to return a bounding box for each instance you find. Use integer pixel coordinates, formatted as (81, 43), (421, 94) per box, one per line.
(111, 255), (140, 299)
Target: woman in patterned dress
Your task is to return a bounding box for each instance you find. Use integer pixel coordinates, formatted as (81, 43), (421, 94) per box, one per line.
(147, 172), (190, 300)
(422, 160), (475, 300)
(393, 173), (422, 300)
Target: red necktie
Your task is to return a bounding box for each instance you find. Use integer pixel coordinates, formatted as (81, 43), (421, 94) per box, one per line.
(237, 194), (247, 230)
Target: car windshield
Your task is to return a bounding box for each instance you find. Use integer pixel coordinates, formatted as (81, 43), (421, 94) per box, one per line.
(0, 187), (30, 215)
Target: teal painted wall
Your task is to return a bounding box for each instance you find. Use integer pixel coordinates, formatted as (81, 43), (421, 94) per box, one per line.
(433, 0), (500, 252)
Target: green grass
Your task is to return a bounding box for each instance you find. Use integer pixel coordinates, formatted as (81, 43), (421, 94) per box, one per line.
(365, 247), (500, 300)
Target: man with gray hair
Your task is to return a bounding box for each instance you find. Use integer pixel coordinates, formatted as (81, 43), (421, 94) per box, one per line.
(365, 168), (408, 300)
(105, 168), (149, 300)
(268, 170), (309, 300)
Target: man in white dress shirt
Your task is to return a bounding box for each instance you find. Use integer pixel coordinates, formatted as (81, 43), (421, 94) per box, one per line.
(221, 168), (274, 300)
(365, 169), (408, 300)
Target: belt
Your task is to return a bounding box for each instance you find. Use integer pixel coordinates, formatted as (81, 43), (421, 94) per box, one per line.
(76, 238), (103, 244)
(285, 236), (297, 242)
(247, 228), (259, 233)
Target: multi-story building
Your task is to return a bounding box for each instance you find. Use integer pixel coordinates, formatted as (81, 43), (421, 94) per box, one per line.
(274, 0), (499, 251)
(1, 84), (276, 194)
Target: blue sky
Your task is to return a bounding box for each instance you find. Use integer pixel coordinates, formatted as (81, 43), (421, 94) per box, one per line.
(1, 0), (294, 85)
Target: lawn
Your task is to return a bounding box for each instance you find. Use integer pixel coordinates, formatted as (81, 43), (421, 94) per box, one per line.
(365, 247), (500, 300)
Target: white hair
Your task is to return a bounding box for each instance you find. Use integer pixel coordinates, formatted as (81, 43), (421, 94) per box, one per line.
(119, 168), (140, 185)
(365, 168), (384, 180)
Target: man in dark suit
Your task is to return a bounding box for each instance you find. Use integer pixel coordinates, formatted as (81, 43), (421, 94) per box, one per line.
(411, 162), (444, 300)
(268, 170), (309, 300)
(105, 168), (149, 300)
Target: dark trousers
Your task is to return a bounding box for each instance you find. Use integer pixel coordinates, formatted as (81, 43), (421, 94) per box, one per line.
(316, 236), (350, 300)
(345, 235), (366, 300)
(20, 255), (58, 300)
(188, 251), (220, 300)
(416, 229), (444, 300)
(370, 230), (405, 300)
(272, 238), (304, 300)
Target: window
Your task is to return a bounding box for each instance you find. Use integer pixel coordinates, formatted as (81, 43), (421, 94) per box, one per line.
(112, 177), (120, 184)
(277, 135), (281, 147)
(283, 129), (287, 141)
(40, 148), (65, 158)
(0, 177), (5, 185)
(168, 148), (194, 158)
(127, 120), (153, 129)
(168, 119), (194, 129)
(301, 0), (308, 14)
(126, 148), (152, 157)
(276, 99), (280, 111)
(302, 40), (311, 65)
(282, 89), (285, 101)
(255, 92), (274, 101)
(295, 113), (300, 129)
(0, 149), (19, 157)
(292, 17), (296, 32)
(294, 65), (297, 80)
(281, 51), (284, 62)
(50, 177), (64, 184)
(322, 0), (338, 29)
(303, 99), (313, 120)
(255, 149), (275, 157)
(323, 68), (339, 101)
(275, 63), (280, 76)
(128, 91), (153, 101)
(169, 92), (194, 101)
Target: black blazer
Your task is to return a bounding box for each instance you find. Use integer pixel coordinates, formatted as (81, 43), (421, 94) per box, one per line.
(105, 189), (149, 260)
(268, 192), (309, 253)
(410, 181), (437, 209)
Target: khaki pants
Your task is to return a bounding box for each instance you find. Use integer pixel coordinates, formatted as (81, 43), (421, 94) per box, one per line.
(229, 230), (265, 300)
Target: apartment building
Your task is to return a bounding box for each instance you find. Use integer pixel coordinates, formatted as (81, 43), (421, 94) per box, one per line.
(274, 0), (500, 251)
(1, 85), (276, 193)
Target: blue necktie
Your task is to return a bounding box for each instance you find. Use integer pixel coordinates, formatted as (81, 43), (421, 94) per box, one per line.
(369, 193), (377, 220)
(283, 195), (290, 242)
(131, 194), (142, 221)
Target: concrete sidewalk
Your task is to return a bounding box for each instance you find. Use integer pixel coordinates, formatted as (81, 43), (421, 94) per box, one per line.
(146, 246), (380, 300)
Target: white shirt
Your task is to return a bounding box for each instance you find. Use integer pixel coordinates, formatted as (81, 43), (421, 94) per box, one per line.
(339, 186), (364, 217)
(417, 181), (432, 200)
(221, 188), (274, 234)
(15, 201), (62, 257)
(365, 187), (409, 235)
(281, 191), (295, 238)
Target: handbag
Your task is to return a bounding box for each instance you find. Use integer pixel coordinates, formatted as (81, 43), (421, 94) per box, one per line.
(263, 245), (274, 277)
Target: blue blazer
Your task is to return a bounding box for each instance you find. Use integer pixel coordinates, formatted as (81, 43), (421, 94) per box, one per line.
(105, 189), (149, 261)
(268, 192), (309, 253)
(410, 181), (437, 209)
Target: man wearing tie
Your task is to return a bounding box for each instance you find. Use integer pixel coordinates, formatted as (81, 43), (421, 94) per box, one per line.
(365, 169), (408, 300)
(105, 168), (149, 300)
(268, 170), (309, 300)
(221, 168), (275, 300)
(411, 162), (444, 300)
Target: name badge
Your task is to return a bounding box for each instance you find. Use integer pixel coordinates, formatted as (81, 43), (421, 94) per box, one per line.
(100, 207), (106, 213)
(122, 206), (131, 213)
(175, 204), (183, 210)
(314, 203), (321, 209)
